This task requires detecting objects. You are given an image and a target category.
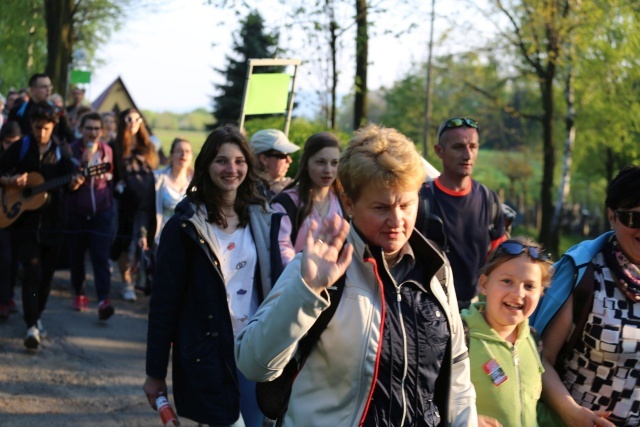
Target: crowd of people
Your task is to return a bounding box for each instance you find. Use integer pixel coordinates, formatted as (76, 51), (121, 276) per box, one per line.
(0, 74), (193, 346)
(1, 73), (638, 427)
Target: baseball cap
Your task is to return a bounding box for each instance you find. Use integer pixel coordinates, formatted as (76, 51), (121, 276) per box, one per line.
(250, 129), (300, 155)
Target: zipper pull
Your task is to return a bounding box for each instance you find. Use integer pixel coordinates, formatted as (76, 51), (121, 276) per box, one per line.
(396, 288), (402, 302)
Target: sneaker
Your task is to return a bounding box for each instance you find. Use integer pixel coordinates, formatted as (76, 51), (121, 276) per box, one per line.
(121, 284), (137, 302)
(0, 304), (9, 321)
(73, 295), (90, 312)
(8, 298), (18, 314)
(36, 319), (47, 338)
(24, 326), (40, 349)
(98, 300), (115, 320)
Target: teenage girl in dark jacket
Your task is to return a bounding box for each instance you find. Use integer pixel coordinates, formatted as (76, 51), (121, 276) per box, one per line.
(143, 126), (282, 426)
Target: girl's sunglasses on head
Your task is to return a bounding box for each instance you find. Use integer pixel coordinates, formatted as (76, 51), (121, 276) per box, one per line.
(489, 241), (551, 263)
(615, 210), (640, 229)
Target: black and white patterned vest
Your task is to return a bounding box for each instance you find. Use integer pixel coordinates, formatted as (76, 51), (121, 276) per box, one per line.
(561, 252), (640, 426)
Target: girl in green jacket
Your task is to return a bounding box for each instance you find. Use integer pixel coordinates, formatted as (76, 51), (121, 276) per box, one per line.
(461, 237), (553, 427)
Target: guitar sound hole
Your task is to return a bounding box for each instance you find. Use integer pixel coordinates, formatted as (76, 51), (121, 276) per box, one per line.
(22, 188), (32, 198)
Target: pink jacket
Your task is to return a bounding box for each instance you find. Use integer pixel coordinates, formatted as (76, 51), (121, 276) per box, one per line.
(271, 188), (343, 266)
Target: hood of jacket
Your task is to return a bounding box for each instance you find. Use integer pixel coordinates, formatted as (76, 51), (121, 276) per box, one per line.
(174, 197), (276, 299)
(530, 231), (614, 333)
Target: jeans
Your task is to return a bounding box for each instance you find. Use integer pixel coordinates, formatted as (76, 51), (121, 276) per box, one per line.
(68, 210), (113, 302)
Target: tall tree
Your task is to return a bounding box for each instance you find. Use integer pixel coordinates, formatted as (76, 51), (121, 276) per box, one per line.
(211, 10), (281, 125)
(44, 0), (74, 99)
(44, 0), (128, 101)
(474, 0), (579, 256)
(353, 0), (368, 129)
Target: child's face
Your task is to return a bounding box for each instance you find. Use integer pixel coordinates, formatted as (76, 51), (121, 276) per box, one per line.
(480, 254), (544, 335)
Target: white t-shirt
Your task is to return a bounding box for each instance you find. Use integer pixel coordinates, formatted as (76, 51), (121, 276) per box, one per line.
(212, 225), (259, 336)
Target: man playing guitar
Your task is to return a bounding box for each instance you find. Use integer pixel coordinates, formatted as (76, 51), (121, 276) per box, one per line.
(0, 101), (75, 350)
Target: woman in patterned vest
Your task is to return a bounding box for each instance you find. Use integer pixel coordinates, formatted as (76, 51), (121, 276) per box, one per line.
(535, 165), (640, 427)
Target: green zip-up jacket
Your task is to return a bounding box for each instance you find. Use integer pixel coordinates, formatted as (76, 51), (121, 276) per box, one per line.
(461, 303), (543, 427)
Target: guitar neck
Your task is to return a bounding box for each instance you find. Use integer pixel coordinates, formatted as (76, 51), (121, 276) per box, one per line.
(31, 173), (76, 195)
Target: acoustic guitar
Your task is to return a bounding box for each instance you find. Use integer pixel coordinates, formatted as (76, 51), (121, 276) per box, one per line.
(0, 162), (111, 229)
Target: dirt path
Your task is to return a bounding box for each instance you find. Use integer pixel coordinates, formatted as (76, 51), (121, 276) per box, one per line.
(0, 270), (200, 426)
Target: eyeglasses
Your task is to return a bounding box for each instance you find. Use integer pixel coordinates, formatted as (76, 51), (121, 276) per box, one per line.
(266, 151), (289, 159)
(488, 240), (551, 263)
(437, 117), (479, 139)
(615, 210), (640, 229)
(125, 116), (142, 124)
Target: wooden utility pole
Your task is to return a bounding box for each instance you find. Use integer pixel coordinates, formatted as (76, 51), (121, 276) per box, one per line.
(422, 0), (436, 154)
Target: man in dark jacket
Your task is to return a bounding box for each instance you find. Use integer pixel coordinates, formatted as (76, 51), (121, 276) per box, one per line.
(0, 102), (75, 350)
(8, 73), (74, 142)
(67, 112), (115, 320)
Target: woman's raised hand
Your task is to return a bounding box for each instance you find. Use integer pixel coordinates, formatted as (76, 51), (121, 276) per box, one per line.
(301, 213), (353, 295)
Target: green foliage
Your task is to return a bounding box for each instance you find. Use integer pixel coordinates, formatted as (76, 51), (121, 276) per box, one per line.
(211, 10), (282, 125)
(152, 129), (210, 158)
(0, 1), (47, 93)
(0, 0), (129, 96)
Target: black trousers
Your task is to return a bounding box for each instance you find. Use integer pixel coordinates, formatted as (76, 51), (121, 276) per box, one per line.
(13, 239), (61, 327)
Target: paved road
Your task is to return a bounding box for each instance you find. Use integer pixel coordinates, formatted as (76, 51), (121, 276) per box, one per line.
(0, 269), (200, 426)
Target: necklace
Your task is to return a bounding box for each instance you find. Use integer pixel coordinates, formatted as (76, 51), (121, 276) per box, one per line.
(313, 194), (330, 218)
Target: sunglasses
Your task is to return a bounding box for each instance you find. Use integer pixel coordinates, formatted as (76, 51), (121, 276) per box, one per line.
(266, 151), (289, 159)
(438, 117), (479, 139)
(488, 240), (551, 263)
(125, 116), (142, 124)
(615, 210), (640, 229)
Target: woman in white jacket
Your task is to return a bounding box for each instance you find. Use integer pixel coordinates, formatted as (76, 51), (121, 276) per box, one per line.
(236, 124), (476, 427)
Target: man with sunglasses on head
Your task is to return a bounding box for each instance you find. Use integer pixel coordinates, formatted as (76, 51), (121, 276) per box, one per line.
(250, 128), (300, 200)
(417, 117), (507, 310)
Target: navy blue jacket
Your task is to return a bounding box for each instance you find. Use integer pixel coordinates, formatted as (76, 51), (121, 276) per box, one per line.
(145, 198), (282, 425)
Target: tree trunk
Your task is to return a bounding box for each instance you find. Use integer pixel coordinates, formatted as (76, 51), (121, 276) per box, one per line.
(421, 0), (436, 155)
(328, 0), (338, 131)
(550, 65), (575, 255)
(353, 0), (368, 130)
(44, 0), (75, 104)
(538, 73), (557, 256)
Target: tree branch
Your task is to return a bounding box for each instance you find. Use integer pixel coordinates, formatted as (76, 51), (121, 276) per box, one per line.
(463, 79), (543, 121)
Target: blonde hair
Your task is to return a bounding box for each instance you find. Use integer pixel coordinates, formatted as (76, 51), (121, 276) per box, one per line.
(480, 236), (554, 288)
(339, 124), (425, 201)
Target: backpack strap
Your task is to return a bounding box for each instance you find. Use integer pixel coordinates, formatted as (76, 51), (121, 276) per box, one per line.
(554, 262), (594, 376)
(16, 101), (28, 118)
(297, 274), (346, 365)
(416, 183), (431, 234)
(19, 136), (31, 162)
(480, 183), (500, 232)
(269, 212), (285, 283)
(271, 192), (300, 243)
